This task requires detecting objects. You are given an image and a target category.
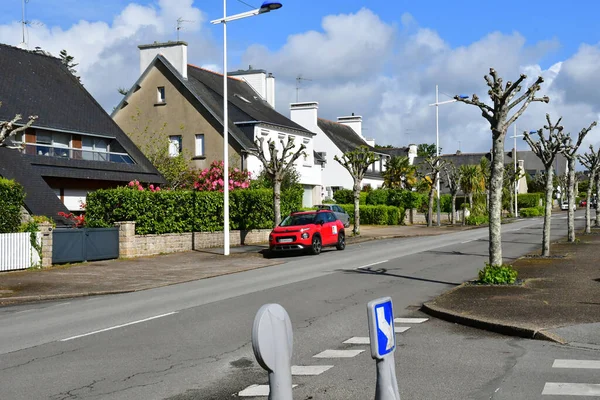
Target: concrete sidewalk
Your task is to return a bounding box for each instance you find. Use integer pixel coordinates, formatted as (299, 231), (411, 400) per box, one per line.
(422, 228), (600, 348)
(0, 224), (470, 306)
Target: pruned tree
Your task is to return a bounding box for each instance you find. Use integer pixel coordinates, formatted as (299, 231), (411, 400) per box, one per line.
(422, 156), (447, 227)
(455, 68), (549, 266)
(247, 136), (306, 227)
(0, 102), (38, 149)
(59, 49), (80, 82)
(578, 145), (600, 234)
(523, 114), (569, 256)
(557, 121), (597, 242)
(444, 163), (462, 224)
(596, 173), (600, 228)
(502, 162), (523, 216)
(335, 146), (379, 235)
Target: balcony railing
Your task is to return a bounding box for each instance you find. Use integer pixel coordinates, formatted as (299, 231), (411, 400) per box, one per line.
(21, 143), (134, 164)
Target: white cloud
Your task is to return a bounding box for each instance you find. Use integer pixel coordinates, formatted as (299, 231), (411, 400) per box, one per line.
(0, 0), (215, 111)
(2, 5), (600, 156)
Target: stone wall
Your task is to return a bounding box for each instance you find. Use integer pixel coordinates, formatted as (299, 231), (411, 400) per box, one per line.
(114, 221), (270, 258)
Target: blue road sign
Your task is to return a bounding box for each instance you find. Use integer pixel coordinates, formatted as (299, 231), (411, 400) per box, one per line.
(367, 297), (396, 359)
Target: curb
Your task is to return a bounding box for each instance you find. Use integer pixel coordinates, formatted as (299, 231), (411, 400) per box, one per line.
(0, 290), (136, 306)
(420, 302), (567, 344)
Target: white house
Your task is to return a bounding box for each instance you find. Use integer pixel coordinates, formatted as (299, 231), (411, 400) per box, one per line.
(289, 101), (390, 200)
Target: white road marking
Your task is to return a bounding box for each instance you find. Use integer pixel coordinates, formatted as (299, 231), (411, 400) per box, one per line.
(291, 365), (334, 376)
(394, 318), (428, 324)
(356, 260), (388, 270)
(239, 384), (298, 397)
(542, 382), (600, 396)
(461, 239), (475, 244)
(343, 336), (370, 344)
(60, 312), (178, 341)
(395, 327), (410, 333)
(313, 349), (364, 358)
(553, 359), (600, 369)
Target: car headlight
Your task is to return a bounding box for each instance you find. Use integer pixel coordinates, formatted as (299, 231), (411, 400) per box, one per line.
(301, 232), (309, 239)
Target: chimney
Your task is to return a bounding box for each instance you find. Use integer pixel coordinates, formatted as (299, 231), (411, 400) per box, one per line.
(290, 102), (318, 131)
(337, 114), (363, 139)
(266, 73), (275, 108)
(408, 144), (418, 165)
(138, 41), (188, 79)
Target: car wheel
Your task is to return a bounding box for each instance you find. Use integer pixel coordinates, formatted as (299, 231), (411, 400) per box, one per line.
(310, 235), (322, 255)
(336, 231), (346, 250)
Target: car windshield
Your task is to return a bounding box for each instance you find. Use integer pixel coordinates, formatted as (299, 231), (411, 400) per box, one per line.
(280, 213), (316, 226)
(316, 205), (330, 210)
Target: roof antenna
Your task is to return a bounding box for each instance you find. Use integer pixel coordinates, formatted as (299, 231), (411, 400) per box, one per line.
(18, 0), (43, 49)
(296, 74), (312, 102)
(176, 17), (193, 41)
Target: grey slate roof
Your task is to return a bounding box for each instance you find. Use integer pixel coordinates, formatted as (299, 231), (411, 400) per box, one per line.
(0, 148), (69, 219)
(378, 147), (409, 158)
(0, 43), (165, 220)
(186, 65), (313, 136)
(316, 118), (379, 154)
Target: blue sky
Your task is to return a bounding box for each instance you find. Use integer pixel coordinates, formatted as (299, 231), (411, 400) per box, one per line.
(5, 0), (599, 68)
(2, 0), (600, 152)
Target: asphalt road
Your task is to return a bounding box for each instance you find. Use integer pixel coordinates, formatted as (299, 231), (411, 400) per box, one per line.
(0, 212), (596, 399)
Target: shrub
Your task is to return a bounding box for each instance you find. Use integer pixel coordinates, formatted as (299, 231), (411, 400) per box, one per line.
(440, 194), (452, 213)
(359, 191), (367, 205)
(366, 189), (389, 205)
(194, 160), (250, 191)
(333, 189), (353, 204)
(518, 193), (542, 209)
(0, 178), (25, 233)
(519, 206), (546, 217)
(478, 263), (518, 284)
(466, 214), (489, 226)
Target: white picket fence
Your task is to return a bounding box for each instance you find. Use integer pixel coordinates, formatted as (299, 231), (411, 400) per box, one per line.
(0, 232), (41, 271)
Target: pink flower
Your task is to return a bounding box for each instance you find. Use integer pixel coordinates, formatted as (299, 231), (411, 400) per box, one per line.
(155, 187), (161, 192)
(149, 184), (154, 190)
(128, 181), (134, 187)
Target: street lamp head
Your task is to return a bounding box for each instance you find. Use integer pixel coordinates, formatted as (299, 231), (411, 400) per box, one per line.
(458, 94), (469, 99)
(259, 1), (282, 13)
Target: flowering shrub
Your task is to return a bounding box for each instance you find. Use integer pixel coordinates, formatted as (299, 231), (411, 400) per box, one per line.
(58, 211), (85, 227)
(127, 180), (161, 192)
(194, 161), (250, 191)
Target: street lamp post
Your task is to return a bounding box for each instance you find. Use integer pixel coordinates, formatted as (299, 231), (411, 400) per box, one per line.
(509, 125), (524, 218)
(211, 1), (282, 256)
(429, 86), (468, 226)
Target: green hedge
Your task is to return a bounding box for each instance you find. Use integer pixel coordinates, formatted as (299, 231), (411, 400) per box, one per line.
(86, 187), (303, 234)
(339, 204), (404, 225)
(333, 189), (353, 204)
(518, 193), (542, 209)
(0, 178), (25, 233)
(366, 189), (389, 205)
(466, 214), (489, 226)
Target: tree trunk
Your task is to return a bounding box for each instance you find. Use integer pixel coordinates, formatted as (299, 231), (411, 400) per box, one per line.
(451, 194), (457, 225)
(353, 180), (361, 235)
(596, 174), (600, 227)
(489, 133), (505, 266)
(468, 193), (473, 208)
(273, 179), (282, 227)
(542, 166), (554, 257)
(427, 182), (435, 228)
(585, 171), (595, 234)
(567, 158), (576, 242)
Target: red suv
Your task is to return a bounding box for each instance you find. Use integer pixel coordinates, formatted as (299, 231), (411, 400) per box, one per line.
(269, 210), (346, 255)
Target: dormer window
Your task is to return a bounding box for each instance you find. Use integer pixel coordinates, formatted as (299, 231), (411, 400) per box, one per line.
(157, 86), (166, 103)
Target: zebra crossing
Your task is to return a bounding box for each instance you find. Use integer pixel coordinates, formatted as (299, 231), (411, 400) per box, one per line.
(542, 359), (600, 396)
(236, 316), (428, 397)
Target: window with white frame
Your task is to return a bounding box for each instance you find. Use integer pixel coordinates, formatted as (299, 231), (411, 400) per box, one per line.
(169, 135), (182, 157)
(157, 86), (166, 103)
(195, 134), (205, 157)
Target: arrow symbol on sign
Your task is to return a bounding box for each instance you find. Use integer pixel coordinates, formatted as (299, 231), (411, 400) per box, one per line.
(376, 306), (394, 351)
